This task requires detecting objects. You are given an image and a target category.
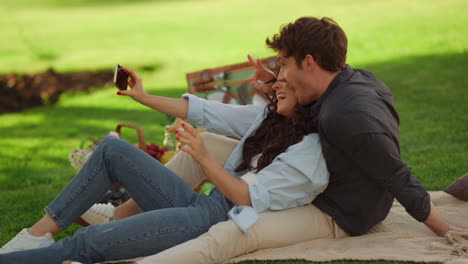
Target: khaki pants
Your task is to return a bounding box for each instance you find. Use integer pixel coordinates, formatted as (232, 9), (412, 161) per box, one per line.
(164, 132), (240, 189)
(138, 132), (348, 264)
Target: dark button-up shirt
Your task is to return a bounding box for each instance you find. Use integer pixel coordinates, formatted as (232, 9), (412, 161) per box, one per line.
(311, 65), (431, 236)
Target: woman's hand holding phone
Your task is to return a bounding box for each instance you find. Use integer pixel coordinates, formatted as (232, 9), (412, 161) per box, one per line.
(113, 64), (189, 120)
(116, 66), (148, 102)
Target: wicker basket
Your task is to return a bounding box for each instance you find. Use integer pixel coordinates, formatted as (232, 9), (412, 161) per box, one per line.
(116, 123), (148, 152)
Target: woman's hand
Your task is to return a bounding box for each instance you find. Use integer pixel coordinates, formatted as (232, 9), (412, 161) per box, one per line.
(176, 123), (251, 206)
(245, 54), (277, 94)
(116, 66), (148, 102)
(175, 123), (213, 167)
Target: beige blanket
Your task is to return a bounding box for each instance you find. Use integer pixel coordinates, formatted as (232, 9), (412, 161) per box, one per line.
(225, 192), (468, 264)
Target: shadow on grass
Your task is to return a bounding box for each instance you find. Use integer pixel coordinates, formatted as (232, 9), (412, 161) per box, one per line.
(356, 52), (467, 189)
(1, 52), (467, 190)
(0, 87), (181, 189)
(1, 52), (467, 192)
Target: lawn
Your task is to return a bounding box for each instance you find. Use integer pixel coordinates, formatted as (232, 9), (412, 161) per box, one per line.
(0, 0), (467, 263)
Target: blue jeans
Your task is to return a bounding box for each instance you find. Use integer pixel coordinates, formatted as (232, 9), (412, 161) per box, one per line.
(0, 138), (234, 264)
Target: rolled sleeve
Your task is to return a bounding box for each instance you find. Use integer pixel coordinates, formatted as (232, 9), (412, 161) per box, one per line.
(323, 111), (431, 222)
(351, 133), (431, 221)
(227, 206), (259, 233)
(249, 148), (329, 212)
(228, 134), (329, 233)
(183, 93), (263, 138)
(248, 183), (271, 213)
(184, 94), (205, 125)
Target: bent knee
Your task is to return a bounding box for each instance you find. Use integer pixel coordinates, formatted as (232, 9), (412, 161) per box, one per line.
(202, 221), (258, 261)
(99, 137), (139, 155)
(100, 137), (126, 148)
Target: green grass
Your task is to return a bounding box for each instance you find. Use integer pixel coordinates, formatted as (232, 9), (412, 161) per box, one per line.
(0, 0), (467, 263)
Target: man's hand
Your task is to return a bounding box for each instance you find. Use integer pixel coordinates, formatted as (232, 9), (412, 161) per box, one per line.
(245, 54), (277, 94)
(116, 66), (148, 102)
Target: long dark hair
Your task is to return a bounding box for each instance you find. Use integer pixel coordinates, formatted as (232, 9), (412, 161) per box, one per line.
(235, 93), (317, 173)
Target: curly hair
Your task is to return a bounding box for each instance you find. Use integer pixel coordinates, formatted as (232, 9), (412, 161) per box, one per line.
(235, 93), (317, 173)
(266, 17), (347, 72)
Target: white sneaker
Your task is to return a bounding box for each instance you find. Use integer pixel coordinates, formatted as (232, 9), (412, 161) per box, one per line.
(80, 203), (115, 226)
(0, 228), (54, 254)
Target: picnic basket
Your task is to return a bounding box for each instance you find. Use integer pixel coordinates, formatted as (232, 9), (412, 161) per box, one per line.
(186, 56), (278, 105)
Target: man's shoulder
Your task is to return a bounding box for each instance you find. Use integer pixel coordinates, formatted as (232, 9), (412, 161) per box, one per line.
(329, 67), (389, 101)
(321, 67), (394, 116)
(320, 109), (373, 136)
(312, 66), (399, 139)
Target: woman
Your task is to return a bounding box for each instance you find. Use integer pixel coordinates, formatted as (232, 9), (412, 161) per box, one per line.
(0, 61), (328, 264)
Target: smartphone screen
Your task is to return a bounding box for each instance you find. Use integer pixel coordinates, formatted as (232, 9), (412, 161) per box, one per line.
(113, 64), (128, 90)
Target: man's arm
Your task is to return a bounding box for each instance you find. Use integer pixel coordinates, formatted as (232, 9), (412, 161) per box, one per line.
(324, 111), (452, 237)
(349, 133), (452, 236)
(424, 202), (452, 237)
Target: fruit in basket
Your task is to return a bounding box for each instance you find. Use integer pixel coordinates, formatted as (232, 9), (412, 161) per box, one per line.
(148, 143), (160, 152)
(146, 143), (170, 162)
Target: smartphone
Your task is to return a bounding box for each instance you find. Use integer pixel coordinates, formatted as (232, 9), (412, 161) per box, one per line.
(113, 64), (128, 90)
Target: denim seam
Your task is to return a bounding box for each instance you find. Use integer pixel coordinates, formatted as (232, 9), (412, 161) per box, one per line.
(108, 152), (177, 207)
(65, 164), (105, 210)
(46, 161), (106, 229)
(103, 226), (210, 247)
(80, 226), (209, 261)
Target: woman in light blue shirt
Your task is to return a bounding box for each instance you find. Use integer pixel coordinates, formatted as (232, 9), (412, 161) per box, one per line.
(0, 65), (329, 264)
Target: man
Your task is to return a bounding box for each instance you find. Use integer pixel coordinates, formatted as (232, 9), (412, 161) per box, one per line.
(256, 16), (451, 236)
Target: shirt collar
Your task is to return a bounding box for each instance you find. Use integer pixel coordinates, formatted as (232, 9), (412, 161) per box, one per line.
(310, 65), (352, 115)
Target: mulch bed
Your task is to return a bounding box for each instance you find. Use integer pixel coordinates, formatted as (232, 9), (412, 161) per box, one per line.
(0, 68), (113, 113)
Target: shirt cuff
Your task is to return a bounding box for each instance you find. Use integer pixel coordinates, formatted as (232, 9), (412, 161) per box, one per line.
(182, 93), (205, 126)
(248, 183), (271, 213)
(228, 206), (260, 233)
(412, 190), (432, 222)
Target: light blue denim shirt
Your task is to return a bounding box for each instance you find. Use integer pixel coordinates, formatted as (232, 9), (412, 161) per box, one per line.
(183, 94), (329, 233)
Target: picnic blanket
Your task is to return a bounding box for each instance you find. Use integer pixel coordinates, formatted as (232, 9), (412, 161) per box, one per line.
(225, 191), (468, 264)
(110, 191), (467, 264)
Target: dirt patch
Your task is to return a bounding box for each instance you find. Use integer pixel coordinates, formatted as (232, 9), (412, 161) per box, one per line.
(0, 68), (114, 113)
